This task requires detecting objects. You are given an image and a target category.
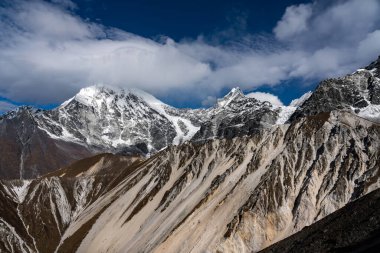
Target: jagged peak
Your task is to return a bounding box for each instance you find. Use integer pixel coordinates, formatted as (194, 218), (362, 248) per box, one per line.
(59, 85), (118, 108)
(15, 105), (34, 111)
(0, 105), (40, 120)
(5, 105), (36, 114)
(76, 85), (132, 97)
(365, 55), (380, 71)
(289, 91), (312, 107)
(227, 87), (244, 98)
(217, 87), (245, 107)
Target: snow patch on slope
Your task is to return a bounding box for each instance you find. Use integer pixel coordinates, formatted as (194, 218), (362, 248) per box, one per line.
(38, 113), (83, 144)
(130, 88), (200, 144)
(276, 91), (312, 124)
(2, 180), (33, 203)
(276, 107), (297, 125)
(12, 180), (32, 203)
(357, 104), (380, 122)
(72, 86), (113, 108)
(64, 86), (199, 146)
(289, 91), (312, 107)
(351, 67), (380, 122)
(217, 87), (244, 107)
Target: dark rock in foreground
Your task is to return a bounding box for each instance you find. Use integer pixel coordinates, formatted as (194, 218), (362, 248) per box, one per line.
(260, 188), (380, 253)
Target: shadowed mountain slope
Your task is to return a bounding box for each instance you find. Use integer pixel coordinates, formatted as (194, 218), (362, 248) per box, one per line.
(260, 188), (380, 253)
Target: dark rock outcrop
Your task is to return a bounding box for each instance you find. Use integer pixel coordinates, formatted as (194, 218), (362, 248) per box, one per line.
(289, 57), (380, 122)
(260, 188), (380, 253)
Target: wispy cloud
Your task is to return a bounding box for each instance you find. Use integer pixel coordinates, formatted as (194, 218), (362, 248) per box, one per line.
(0, 0), (379, 106)
(0, 101), (17, 114)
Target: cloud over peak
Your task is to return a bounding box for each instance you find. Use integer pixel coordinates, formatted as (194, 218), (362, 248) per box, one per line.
(246, 92), (284, 107)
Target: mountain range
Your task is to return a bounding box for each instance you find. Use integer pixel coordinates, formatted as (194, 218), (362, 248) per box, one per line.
(0, 56), (379, 252)
(0, 82), (310, 179)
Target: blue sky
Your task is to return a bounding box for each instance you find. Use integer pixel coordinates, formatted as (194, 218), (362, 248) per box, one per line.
(73, 0), (308, 41)
(0, 0), (380, 112)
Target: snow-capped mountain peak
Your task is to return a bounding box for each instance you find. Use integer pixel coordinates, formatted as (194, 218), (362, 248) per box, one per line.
(63, 85), (173, 114)
(74, 86), (118, 106)
(39, 85), (201, 152)
(217, 87), (245, 107)
(125, 88), (200, 145)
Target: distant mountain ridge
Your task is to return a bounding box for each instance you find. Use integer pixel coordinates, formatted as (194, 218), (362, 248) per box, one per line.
(0, 84), (308, 179)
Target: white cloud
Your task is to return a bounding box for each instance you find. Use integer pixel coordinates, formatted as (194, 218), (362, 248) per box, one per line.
(0, 0), (379, 106)
(270, 0), (380, 83)
(274, 4), (312, 41)
(357, 30), (380, 63)
(246, 92), (283, 106)
(0, 0), (211, 103)
(275, 0), (380, 49)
